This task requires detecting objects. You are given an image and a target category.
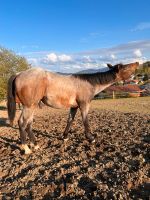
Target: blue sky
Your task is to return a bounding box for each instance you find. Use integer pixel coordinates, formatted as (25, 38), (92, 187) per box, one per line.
(1, 0), (150, 72)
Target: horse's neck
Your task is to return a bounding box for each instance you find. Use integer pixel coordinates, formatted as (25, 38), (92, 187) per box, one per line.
(90, 71), (116, 95)
(93, 82), (114, 96)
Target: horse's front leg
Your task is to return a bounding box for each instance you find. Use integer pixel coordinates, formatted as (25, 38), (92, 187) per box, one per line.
(79, 102), (95, 143)
(63, 107), (78, 140)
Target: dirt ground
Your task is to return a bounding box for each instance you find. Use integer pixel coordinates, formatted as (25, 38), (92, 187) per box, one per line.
(0, 98), (150, 200)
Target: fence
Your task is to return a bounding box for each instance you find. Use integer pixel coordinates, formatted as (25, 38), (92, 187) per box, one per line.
(94, 91), (148, 99)
(0, 98), (7, 102)
(0, 91), (149, 103)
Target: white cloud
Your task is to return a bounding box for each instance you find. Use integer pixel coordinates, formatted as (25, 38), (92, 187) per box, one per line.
(27, 58), (38, 65)
(82, 56), (94, 63)
(133, 49), (142, 57)
(110, 54), (116, 59)
(22, 40), (150, 73)
(45, 53), (72, 64)
(58, 54), (72, 62)
(78, 40), (150, 56)
(119, 57), (146, 65)
(132, 22), (150, 31)
(46, 53), (58, 63)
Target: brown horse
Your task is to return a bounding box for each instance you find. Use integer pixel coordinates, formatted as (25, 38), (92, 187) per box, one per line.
(7, 62), (139, 154)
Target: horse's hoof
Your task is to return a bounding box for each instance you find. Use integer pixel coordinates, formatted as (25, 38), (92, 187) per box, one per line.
(30, 143), (34, 148)
(87, 136), (95, 143)
(25, 149), (32, 154)
(30, 143), (39, 150)
(34, 145), (40, 150)
(22, 144), (32, 154)
(10, 121), (14, 127)
(91, 139), (95, 143)
(64, 138), (69, 142)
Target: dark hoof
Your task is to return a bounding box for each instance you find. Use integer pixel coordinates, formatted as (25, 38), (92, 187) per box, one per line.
(63, 134), (68, 139)
(86, 135), (95, 143)
(61, 135), (68, 141)
(89, 138), (95, 143)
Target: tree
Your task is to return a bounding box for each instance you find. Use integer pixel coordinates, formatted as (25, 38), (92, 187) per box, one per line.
(135, 61), (150, 81)
(0, 47), (30, 99)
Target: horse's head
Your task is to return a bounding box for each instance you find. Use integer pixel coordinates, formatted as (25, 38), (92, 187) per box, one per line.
(107, 62), (139, 81)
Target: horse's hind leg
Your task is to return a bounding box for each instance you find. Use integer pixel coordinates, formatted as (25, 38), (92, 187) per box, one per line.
(18, 107), (35, 154)
(79, 102), (95, 142)
(63, 107), (78, 140)
(26, 113), (39, 150)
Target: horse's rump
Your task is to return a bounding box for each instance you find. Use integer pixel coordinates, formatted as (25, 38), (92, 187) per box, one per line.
(15, 68), (47, 107)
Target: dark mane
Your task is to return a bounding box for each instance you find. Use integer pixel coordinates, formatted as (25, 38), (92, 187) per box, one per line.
(72, 67), (119, 85)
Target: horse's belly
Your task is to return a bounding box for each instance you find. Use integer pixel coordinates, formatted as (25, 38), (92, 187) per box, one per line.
(44, 96), (77, 109)
(56, 96), (77, 108)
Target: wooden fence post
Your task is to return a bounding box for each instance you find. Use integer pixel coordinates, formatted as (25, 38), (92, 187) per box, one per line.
(113, 91), (115, 99)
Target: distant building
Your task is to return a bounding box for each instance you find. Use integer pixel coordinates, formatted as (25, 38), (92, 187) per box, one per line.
(105, 84), (142, 93)
(124, 79), (139, 85)
(96, 84), (145, 98)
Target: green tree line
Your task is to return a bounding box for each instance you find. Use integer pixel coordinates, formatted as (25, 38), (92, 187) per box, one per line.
(136, 62), (150, 75)
(0, 47), (30, 99)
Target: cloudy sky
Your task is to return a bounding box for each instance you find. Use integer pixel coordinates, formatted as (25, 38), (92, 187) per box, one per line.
(1, 0), (150, 72)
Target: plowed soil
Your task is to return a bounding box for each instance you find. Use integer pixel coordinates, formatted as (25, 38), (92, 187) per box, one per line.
(0, 98), (150, 200)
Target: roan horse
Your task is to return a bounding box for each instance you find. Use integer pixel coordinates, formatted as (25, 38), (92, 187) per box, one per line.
(7, 62), (139, 154)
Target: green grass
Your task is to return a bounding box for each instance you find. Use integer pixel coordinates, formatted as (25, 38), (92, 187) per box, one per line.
(91, 97), (150, 114)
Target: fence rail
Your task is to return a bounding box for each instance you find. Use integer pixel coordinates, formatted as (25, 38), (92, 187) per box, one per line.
(94, 91), (149, 99)
(0, 92), (149, 102)
(0, 98), (7, 102)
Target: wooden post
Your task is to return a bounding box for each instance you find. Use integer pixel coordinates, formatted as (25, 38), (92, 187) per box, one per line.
(113, 91), (115, 99)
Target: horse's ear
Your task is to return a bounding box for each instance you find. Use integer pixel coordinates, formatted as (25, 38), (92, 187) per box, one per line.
(107, 63), (113, 69)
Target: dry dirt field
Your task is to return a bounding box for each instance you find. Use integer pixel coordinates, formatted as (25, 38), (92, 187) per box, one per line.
(0, 97), (150, 200)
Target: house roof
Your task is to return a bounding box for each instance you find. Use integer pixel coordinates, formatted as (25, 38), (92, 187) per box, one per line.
(105, 84), (142, 92)
(124, 79), (139, 84)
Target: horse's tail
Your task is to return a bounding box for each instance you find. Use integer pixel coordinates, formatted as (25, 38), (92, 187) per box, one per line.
(7, 74), (17, 126)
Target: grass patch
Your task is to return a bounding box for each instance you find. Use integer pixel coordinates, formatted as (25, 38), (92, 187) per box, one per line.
(91, 97), (150, 114)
